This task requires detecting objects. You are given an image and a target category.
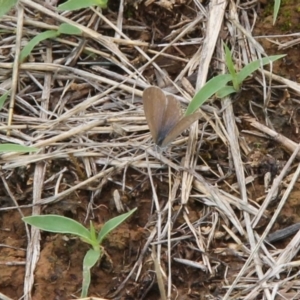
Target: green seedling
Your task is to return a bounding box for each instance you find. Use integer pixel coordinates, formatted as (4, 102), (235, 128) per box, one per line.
(23, 208), (137, 297)
(20, 23), (82, 62)
(273, 0), (281, 25)
(57, 0), (108, 11)
(0, 144), (38, 153)
(0, 0), (18, 18)
(185, 74), (232, 116)
(0, 91), (9, 110)
(216, 44), (285, 98)
(0, 0), (107, 19)
(224, 43), (240, 92)
(185, 46), (285, 115)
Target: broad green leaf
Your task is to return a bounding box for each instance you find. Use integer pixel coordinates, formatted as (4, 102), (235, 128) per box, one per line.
(20, 30), (59, 62)
(215, 86), (237, 98)
(185, 74), (232, 116)
(23, 215), (92, 242)
(0, 144), (38, 153)
(93, 0), (108, 6)
(97, 208), (137, 244)
(58, 0), (107, 11)
(0, 0), (18, 18)
(58, 23), (82, 35)
(237, 55), (285, 84)
(0, 91), (9, 110)
(273, 0), (281, 25)
(81, 249), (101, 297)
(224, 44), (239, 90)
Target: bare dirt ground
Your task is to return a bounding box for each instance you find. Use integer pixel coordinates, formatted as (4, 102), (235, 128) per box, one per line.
(1, 0), (300, 299)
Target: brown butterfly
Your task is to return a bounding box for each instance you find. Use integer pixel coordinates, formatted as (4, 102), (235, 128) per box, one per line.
(143, 86), (201, 147)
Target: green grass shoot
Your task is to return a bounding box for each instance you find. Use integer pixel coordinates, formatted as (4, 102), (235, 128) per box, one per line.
(23, 208), (137, 297)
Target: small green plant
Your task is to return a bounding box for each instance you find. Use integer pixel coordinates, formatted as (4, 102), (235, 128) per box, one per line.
(2, 0), (105, 62)
(0, 0), (18, 18)
(0, 91), (9, 110)
(0, 144), (38, 152)
(217, 44), (285, 98)
(185, 45), (285, 115)
(184, 73), (232, 116)
(273, 0), (281, 25)
(23, 208), (137, 298)
(57, 0), (108, 11)
(0, 0), (107, 19)
(216, 44), (285, 98)
(20, 23), (82, 62)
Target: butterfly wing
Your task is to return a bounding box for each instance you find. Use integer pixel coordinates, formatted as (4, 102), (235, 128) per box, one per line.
(160, 112), (202, 147)
(156, 95), (183, 146)
(143, 87), (167, 144)
(143, 87), (196, 147)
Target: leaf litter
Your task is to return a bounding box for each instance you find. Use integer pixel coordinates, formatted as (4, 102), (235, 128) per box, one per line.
(1, 0), (300, 299)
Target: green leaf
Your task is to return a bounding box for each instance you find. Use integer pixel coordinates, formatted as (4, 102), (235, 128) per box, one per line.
(89, 221), (98, 249)
(58, 0), (107, 11)
(0, 91), (9, 110)
(224, 44), (239, 90)
(0, 144), (38, 153)
(273, 0), (281, 25)
(237, 55), (286, 83)
(0, 0), (18, 18)
(216, 86), (237, 98)
(23, 215), (92, 242)
(185, 74), (232, 115)
(97, 208), (137, 244)
(81, 249), (101, 297)
(58, 23), (82, 35)
(20, 30), (59, 62)
(93, 0), (108, 8)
